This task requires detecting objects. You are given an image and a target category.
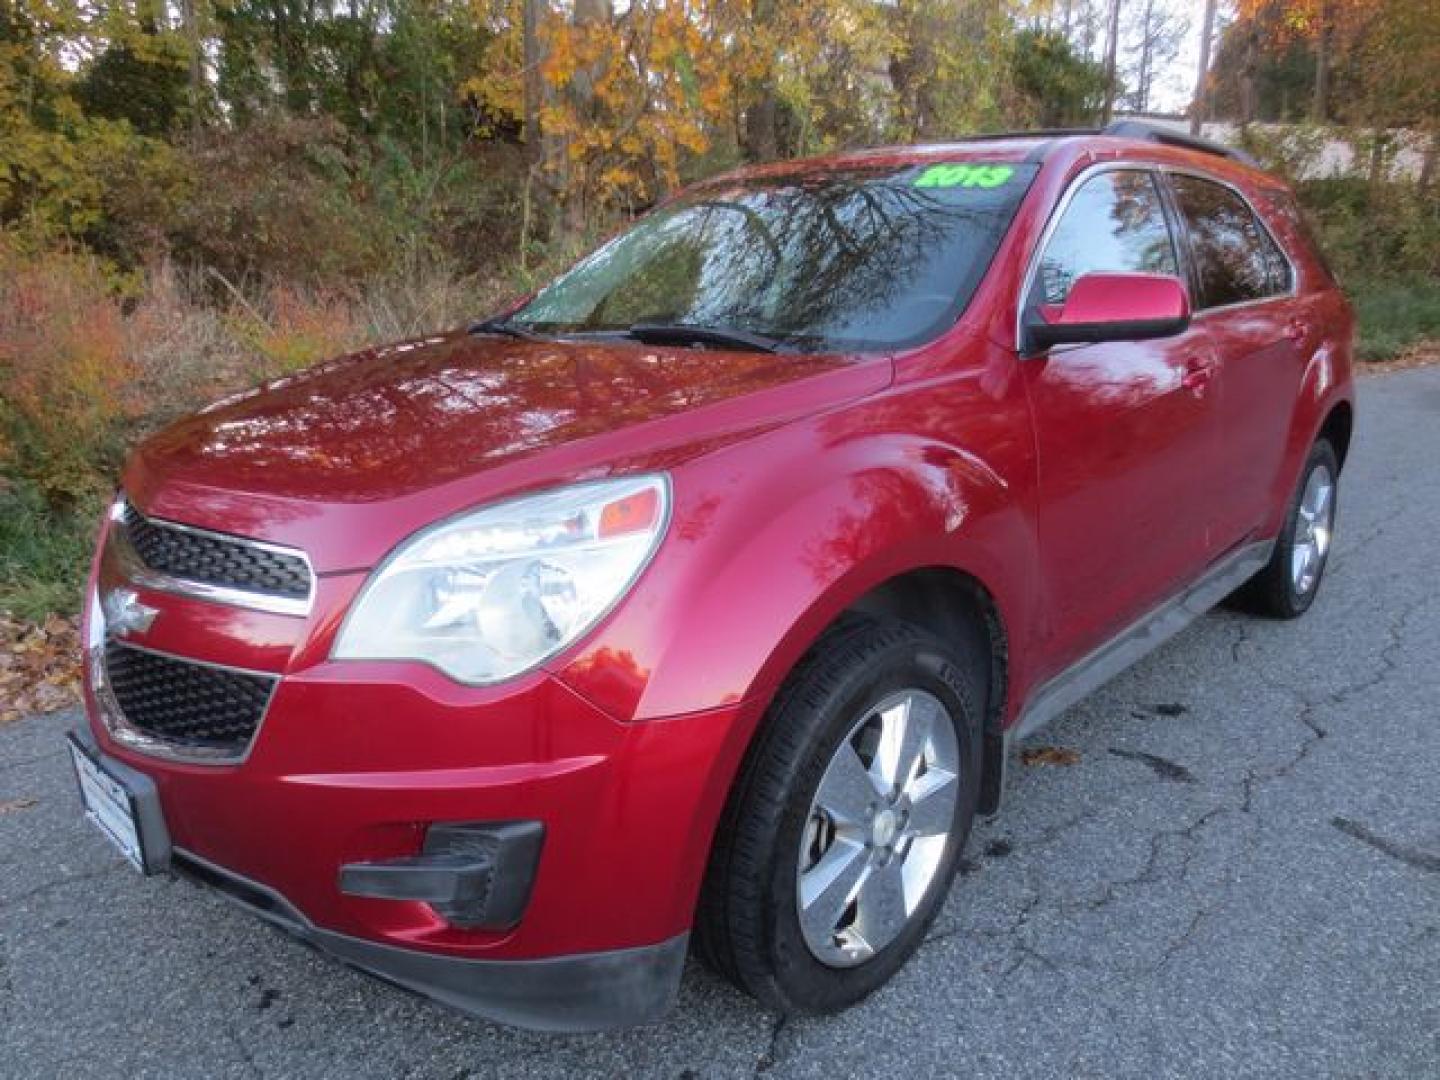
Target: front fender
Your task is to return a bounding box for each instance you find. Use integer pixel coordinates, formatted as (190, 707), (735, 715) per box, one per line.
(553, 402), (1037, 725)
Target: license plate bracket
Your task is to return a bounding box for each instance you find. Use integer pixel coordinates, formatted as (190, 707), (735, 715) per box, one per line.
(67, 731), (170, 874)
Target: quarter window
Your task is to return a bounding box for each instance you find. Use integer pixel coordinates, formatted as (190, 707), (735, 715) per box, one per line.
(1169, 174), (1292, 308)
(1031, 169), (1179, 308)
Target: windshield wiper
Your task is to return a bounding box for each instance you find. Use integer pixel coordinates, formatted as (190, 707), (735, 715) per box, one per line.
(622, 322), (786, 354)
(469, 317), (549, 342)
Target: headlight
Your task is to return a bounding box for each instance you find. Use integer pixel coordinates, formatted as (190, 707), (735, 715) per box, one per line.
(333, 475), (669, 684)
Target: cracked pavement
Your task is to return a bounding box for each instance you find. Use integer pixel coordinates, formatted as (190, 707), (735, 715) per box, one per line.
(3, 367), (1439, 1078)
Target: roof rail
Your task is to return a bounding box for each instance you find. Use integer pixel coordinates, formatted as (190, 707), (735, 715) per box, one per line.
(961, 128), (1101, 141)
(1101, 120), (1259, 167)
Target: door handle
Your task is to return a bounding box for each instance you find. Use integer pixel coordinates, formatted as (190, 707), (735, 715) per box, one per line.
(1283, 318), (1307, 343)
(1181, 357), (1215, 393)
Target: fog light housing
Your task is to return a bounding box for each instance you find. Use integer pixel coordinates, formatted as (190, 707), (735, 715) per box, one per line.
(339, 821), (544, 930)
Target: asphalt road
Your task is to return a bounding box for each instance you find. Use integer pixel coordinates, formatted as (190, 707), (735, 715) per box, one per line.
(4, 368), (1439, 1079)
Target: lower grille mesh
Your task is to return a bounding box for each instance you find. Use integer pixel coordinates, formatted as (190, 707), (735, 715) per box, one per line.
(103, 642), (275, 753)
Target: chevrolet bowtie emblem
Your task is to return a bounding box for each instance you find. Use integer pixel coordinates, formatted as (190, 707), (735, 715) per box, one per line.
(102, 588), (158, 638)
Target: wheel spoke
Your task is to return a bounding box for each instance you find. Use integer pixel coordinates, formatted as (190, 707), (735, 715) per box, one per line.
(851, 858), (908, 949)
(872, 693), (931, 795)
(817, 740), (885, 825)
(798, 837), (868, 942)
(905, 768), (958, 836)
(900, 832), (949, 913)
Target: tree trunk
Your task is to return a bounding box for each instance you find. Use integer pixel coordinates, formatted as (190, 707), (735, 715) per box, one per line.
(1190, 0), (1218, 135)
(522, 0), (545, 169)
(1135, 0), (1156, 113)
(1311, 0), (1330, 123)
(178, 0), (204, 139)
(1240, 24), (1259, 127)
(562, 0), (612, 235)
(740, 0), (779, 161)
(1420, 131), (1438, 196)
(743, 98), (780, 162)
(1368, 130), (1389, 187)
(1101, 0), (1122, 124)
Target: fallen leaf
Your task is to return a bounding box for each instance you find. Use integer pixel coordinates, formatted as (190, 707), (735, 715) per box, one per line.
(0, 797), (38, 814)
(0, 610), (82, 722)
(1020, 745), (1081, 767)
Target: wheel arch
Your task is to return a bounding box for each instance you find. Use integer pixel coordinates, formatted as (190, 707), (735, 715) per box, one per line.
(1318, 398), (1354, 471)
(1261, 343), (1355, 539)
(731, 561), (1014, 829)
(843, 566), (1009, 735)
(840, 566), (1011, 817)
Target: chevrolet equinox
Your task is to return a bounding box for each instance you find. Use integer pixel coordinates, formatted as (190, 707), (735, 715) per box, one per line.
(69, 123), (1355, 1031)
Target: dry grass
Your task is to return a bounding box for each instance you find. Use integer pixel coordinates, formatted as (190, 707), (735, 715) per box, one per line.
(0, 247), (515, 642)
(1358, 339), (1440, 376)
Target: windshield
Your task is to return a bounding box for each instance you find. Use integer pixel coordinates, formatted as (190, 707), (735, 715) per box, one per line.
(510, 161), (1039, 352)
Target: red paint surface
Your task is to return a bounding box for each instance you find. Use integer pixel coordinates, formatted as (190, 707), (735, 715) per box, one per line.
(85, 133), (1354, 962)
(1051, 271), (1191, 326)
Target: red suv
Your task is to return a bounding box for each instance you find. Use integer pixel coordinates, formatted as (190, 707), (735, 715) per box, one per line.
(69, 124), (1354, 1031)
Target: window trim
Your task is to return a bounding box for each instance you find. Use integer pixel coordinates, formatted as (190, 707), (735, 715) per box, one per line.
(1157, 164), (1299, 316)
(1015, 160), (1302, 350)
(1015, 160), (1183, 352)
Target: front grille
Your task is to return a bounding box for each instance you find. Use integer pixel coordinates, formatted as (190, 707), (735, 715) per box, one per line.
(103, 641), (276, 753)
(122, 504), (311, 602)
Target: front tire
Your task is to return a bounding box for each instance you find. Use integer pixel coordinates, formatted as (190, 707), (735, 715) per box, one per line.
(695, 616), (982, 1014)
(1235, 439), (1339, 619)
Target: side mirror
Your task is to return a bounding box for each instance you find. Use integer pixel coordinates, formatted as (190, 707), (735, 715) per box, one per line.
(1022, 272), (1191, 354)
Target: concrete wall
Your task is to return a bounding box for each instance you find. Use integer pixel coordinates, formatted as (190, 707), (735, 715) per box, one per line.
(1113, 113), (1429, 180)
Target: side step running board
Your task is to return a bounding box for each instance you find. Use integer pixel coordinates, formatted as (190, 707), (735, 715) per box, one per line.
(1009, 539), (1273, 744)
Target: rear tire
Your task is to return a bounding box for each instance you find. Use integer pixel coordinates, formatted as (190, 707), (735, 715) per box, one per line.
(1234, 439), (1339, 619)
(695, 615), (982, 1014)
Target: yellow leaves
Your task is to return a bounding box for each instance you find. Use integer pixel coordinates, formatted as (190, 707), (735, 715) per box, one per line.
(514, 2), (737, 211)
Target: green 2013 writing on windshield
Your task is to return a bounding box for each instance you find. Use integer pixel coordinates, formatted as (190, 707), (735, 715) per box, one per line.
(914, 163), (1015, 189)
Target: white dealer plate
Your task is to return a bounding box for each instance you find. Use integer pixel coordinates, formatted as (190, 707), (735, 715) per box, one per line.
(69, 736), (145, 872)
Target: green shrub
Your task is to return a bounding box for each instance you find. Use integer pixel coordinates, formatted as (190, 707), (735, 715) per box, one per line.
(1348, 278), (1440, 362)
(1297, 176), (1440, 284)
(0, 479), (100, 623)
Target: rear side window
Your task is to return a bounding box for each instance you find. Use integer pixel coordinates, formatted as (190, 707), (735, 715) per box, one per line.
(1169, 174), (1292, 309)
(1031, 169), (1179, 307)
(1262, 186), (1335, 286)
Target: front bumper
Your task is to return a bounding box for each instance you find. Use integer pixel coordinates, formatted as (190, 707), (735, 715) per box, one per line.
(172, 844), (689, 1033)
(77, 661), (751, 1030)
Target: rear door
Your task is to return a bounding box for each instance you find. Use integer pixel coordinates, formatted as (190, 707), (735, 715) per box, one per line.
(1163, 170), (1303, 549)
(1021, 165), (1226, 671)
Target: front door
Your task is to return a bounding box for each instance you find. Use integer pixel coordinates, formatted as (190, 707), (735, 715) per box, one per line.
(1020, 166), (1225, 672)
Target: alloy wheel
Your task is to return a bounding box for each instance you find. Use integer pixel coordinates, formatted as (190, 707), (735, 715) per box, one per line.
(795, 688), (960, 967)
(1291, 463), (1335, 596)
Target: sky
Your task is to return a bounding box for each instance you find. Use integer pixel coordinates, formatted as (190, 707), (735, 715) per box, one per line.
(1145, 0), (1227, 114)
(1064, 0), (1234, 115)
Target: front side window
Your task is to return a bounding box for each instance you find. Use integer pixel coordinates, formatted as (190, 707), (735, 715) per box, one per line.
(1030, 169), (1179, 308)
(511, 162), (1040, 352)
(1169, 174), (1292, 309)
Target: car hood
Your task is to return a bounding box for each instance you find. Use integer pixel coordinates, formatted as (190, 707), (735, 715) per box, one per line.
(125, 331), (891, 572)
